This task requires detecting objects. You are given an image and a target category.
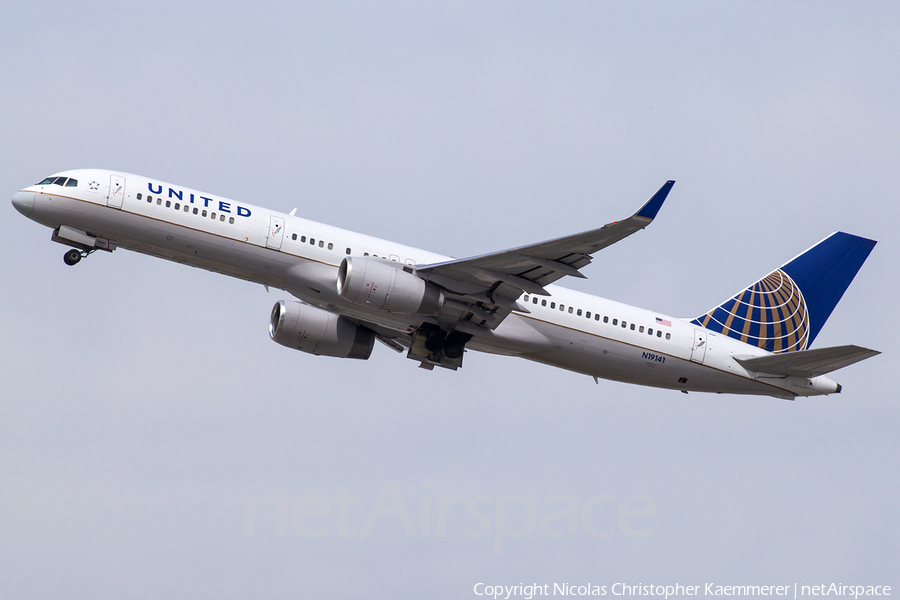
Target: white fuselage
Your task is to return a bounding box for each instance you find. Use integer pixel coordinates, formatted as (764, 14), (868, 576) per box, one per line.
(14, 169), (842, 399)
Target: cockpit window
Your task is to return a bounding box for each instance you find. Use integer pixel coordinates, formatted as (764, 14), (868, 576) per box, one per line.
(37, 176), (73, 186)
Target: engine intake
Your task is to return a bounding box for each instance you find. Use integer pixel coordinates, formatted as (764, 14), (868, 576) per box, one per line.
(336, 257), (442, 314)
(269, 300), (374, 359)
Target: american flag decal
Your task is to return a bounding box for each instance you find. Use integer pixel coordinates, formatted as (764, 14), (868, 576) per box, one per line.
(655, 317), (672, 327)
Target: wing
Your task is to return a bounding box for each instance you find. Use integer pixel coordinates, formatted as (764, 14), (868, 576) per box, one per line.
(414, 180), (674, 329)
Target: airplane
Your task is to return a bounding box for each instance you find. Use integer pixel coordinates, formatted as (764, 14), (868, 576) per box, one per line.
(11, 169), (879, 399)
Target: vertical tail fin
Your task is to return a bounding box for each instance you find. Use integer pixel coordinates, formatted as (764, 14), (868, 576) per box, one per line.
(692, 232), (876, 353)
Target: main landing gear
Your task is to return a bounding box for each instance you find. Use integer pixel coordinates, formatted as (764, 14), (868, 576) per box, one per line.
(424, 328), (466, 359)
(410, 324), (471, 370)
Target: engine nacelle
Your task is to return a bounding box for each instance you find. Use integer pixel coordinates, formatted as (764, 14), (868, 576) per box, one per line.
(269, 300), (374, 359)
(336, 257), (442, 314)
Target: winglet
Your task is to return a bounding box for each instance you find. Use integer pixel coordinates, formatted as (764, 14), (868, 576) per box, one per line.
(634, 180), (675, 220)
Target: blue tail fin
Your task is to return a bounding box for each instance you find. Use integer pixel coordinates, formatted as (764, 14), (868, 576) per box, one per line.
(691, 232), (876, 353)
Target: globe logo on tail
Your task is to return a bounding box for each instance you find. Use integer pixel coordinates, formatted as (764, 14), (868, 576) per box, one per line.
(692, 269), (809, 353)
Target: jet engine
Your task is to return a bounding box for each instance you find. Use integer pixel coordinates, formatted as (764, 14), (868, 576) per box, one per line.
(269, 300), (374, 359)
(336, 257), (442, 314)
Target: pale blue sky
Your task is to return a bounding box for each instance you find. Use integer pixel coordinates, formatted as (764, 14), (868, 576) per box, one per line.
(2, 2), (897, 597)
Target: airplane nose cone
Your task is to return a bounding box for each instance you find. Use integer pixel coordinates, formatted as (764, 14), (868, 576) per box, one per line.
(12, 191), (35, 217)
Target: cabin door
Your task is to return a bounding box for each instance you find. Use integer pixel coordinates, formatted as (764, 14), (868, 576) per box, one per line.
(690, 329), (708, 363)
(266, 216), (285, 250)
(107, 175), (125, 209)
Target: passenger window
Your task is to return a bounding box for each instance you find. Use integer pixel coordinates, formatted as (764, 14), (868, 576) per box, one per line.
(346, 248), (351, 255)
(550, 302), (556, 309)
(568, 307), (573, 314)
(157, 198), (162, 205)
(524, 295), (530, 303)
(229, 217), (234, 224)
(585, 311), (590, 318)
(318, 240), (324, 248)
(193, 207), (198, 214)
(137, 193), (142, 200)
(533, 297), (538, 304)
(202, 210), (207, 217)
(166, 200), (171, 208)
(184, 205), (189, 212)
(220, 215), (225, 221)
(639, 326), (644, 333)
(595, 314), (600, 321)
(310, 238), (315, 245)
(292, 234), (297, 241)
(630, 324), (635, 331)
(541, 300), (547, 307)
(211, 212), (216, 219)
(148, 195), (153, 203)
(175, 203), (180, 210)
(560, 304), (565, 311)
(65, 179), (77, 187)
(665, 333), (671, 340)
(612, 319), (617, 326)
(577, 309), (583, 316)
(622, 321), (627, 328)
(657, 330), (662, 337)
(301, 236), (306, 243)
(648, 328), (653, 335)
(327, 242), (333, 250)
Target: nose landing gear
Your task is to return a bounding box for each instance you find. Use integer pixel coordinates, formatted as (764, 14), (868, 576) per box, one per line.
(63, 249), (83, 265)
(52, 226), (116, 266)
(63, 248), (96, 266)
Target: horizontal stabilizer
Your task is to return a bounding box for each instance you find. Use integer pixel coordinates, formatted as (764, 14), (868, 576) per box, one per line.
(734, 345), (880, 378)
